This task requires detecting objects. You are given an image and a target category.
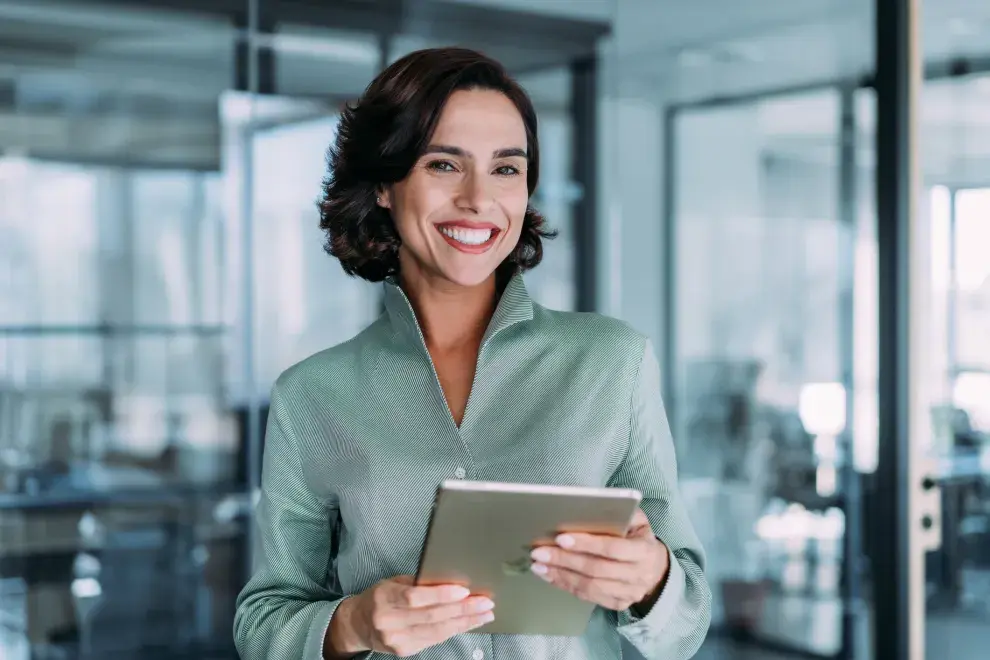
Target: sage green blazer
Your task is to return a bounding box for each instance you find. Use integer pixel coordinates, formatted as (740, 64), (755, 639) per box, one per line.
(234, 275), (711, 659)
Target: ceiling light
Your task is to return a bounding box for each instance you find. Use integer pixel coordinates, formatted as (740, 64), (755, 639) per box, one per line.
(263, 33), (379, 65)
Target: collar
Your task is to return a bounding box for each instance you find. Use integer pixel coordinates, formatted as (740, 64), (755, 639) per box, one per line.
(382, 274), (534, 351)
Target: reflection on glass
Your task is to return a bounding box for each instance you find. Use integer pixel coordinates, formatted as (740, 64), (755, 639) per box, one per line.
(917, 72), (990, 656)
(672, 89), (848, 656)
(0, 1), (243, 657)
(248, 105), (380, 390)
(517, 68), (577, 311)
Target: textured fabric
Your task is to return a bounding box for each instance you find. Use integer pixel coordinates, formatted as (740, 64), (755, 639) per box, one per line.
(234, 275), (711, 660)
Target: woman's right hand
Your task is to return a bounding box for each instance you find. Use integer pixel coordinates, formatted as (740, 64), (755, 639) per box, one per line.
(326, 575), (495, 658)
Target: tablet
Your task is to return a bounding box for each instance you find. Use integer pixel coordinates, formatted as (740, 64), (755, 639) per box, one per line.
(414, 480), (642, 636)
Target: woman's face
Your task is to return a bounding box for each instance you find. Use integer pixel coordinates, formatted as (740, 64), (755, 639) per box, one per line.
(381, 88), (529, 289)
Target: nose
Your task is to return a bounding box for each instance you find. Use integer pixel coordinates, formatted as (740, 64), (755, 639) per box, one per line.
(454, 168), (494, 214)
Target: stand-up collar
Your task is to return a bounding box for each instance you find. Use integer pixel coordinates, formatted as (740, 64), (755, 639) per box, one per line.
(383, 274), (534, 350)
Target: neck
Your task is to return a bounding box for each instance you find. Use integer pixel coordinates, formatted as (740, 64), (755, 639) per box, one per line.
(398, 265), (499, 354)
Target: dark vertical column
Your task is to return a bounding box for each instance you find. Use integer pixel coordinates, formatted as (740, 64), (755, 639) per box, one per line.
(242, 0), (263, 584)
(661, 107), (678, 412)
(838, 85), (865, 660)
(570, 56), (598, 313)
(873, 0), (920, 658)
(234, 1), (275, 95)
(377, 32), (393, 72)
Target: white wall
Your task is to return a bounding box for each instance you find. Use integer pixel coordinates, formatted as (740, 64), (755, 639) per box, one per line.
(597, 91), (664, 345)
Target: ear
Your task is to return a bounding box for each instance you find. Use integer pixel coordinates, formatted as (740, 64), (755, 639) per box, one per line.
(376, 187), (391, 209)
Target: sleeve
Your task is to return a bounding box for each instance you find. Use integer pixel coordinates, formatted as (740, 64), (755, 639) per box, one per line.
(607, 338), (712, 660)
(233, 381), (365, 660)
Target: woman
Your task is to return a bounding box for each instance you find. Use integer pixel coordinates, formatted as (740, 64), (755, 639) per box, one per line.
(234, 47), (710, 660)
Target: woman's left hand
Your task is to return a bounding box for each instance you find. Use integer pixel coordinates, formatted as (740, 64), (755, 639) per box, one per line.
(529, 509), (670, 612)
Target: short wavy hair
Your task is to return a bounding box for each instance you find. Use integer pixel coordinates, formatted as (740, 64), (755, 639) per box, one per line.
(318, 47), (555, 282)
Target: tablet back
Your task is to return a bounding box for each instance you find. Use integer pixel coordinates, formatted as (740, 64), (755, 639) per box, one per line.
(414, 480), (642, 636)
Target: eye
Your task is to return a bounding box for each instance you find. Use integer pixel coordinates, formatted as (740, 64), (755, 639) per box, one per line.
(494, 164), (521, 177)
(426, 159), (457, 173)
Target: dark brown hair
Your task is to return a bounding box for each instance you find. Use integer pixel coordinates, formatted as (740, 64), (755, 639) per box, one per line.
(318, 46), (555, 282)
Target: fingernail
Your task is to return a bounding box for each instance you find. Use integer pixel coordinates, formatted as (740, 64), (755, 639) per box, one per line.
(530, 548), (551, 563)
(449, 586), (471, 600)
(471, 598), (495, 612)
(482, 612), (495, 623)
(531, 562), (549, 576)
(555, 534), (575, 548)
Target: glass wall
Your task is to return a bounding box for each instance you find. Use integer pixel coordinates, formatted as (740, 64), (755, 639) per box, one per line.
(0, 1), (604, 658)
(0, 2), (243, 657)
(852, 39), (990, 660)
(517, 67), (578, 311)
(918, 73), (990, 659)
(658, 1), (990, 654)
(670, 89), (852, 657)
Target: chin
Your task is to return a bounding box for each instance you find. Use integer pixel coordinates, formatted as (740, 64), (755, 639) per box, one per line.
(436, 261), (502, 289)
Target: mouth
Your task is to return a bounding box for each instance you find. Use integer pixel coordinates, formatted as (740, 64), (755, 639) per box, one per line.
(435, 222), (501, 254)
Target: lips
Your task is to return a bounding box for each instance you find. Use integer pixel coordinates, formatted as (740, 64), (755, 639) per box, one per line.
(435, 221), (502, 254)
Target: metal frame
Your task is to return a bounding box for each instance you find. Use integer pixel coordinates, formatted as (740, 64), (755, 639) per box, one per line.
(571, 55), (599, 313)
(873, 2), (920, 660)
(242, 0), (263, 584)
(666, 56), (990, 115)
(660, 109), (677, 414)
(837, 83), (867, 660)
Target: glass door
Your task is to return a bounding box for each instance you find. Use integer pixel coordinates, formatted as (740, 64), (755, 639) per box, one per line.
(0, 2), (246, 657)
(668, 88), (859, 657)
(919, 76), (990, 660)
(857, 70), (990, 659)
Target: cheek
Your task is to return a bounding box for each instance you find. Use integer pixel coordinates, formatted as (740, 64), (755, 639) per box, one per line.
(392, 180), (447, 237)
(502, 186), (530, 226)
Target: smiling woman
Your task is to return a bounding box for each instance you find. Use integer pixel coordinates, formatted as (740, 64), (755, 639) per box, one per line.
(318, 47), (556, 286)
(234, 46), (710, 660)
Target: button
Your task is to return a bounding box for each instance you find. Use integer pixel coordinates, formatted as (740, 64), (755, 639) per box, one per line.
(454, 467), (466, 479)
(472, 649), (484, 660)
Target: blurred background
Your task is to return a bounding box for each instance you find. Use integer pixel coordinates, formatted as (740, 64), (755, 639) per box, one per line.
(0, 0), (988, 658)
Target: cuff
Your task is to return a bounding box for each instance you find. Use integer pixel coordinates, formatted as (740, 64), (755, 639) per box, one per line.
(305, 596), (373, 660)
(617, 546), (686, 636)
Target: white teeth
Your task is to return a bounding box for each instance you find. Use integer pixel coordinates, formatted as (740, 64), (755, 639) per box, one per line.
(440, 226), (494, 246)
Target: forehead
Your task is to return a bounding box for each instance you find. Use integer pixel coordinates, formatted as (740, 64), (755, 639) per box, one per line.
(431, 89), (526, 149)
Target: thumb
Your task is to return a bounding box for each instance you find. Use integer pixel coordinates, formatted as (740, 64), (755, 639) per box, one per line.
(628, 508), (653, 533)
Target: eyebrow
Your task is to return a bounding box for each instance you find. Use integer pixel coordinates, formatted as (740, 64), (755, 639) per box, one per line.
(423, 144), (528, 160)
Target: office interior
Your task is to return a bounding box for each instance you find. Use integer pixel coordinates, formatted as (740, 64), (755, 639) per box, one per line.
(0, 0), (988, 658)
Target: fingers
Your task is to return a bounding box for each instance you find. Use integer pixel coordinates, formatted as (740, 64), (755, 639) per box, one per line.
(374, 611), (494, 658)
(389, 582), (471, 609)
(530, 546), (633, 582)
(366, 582), (495, 657)
(403, 597), (495, 626)
(551, 532), (650, 562)
(416, 609), (495, 639)
(531, 563), (635, 611)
